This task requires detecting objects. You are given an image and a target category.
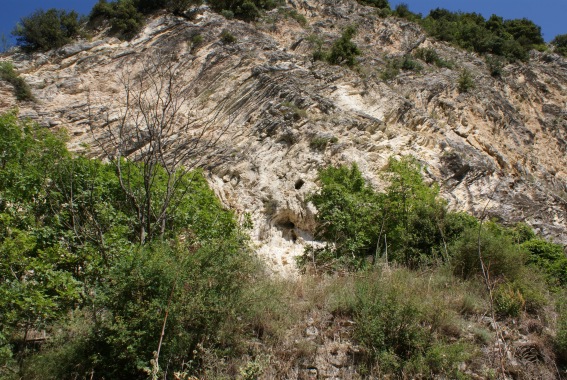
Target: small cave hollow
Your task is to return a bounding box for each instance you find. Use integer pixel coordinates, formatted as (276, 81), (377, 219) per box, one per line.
(295, 179), (305, 190)
(275, 218), (298, 243)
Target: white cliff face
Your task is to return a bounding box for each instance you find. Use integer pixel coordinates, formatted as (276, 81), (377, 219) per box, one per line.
(2, 0), (567, 275)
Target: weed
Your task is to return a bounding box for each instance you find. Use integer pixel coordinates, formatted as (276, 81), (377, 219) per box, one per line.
(0, 61), (34, 101)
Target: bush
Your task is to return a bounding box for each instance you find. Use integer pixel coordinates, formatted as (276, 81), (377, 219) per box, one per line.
(494, 284), (525, 318)
(392, 3), (421, 22)
(355, 0), (389, 9)
(309, 136), (337, 151)
(0, 62), (33, 101)
(13, 9), (83, 51)
(451, 224), (527, 282)
(327, 25), (361, 67)
(208, 0), (280, 21)
(220, 29), (237, 44)
(417, 8), (544, 61)
(380, 55), (423, 80)
(552, 34), (567, 57)
(522, 239), (567, 286)
(332, 269), (474, 377)
(0, 111), (258, 378)
(305, 163), (381, 268)
(90, 0), (144, 39)
(414, 47), (453, 68)
(303, 156), (455, 271)
(457, 69), (475, 93)
(400, 55), (422, 71)
(485, 55), (504, 77)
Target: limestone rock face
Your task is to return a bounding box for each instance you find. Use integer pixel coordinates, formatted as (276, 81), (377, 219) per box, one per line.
(2, 0), (567, 275)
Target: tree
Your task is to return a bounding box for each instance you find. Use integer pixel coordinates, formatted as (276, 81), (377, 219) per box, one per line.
(13, 9), (82, 52)
(503, 18), (544, 50)
(552, 34), (567, 56)
(208, 0), (279, 21)
(88, 53), (232, 244)
(327, 25), (361, 67)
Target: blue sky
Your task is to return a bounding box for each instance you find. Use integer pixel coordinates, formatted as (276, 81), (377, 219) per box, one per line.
(0, 0), (565, 50)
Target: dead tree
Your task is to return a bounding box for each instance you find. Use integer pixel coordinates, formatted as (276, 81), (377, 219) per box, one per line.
(88, 53), (233, 244)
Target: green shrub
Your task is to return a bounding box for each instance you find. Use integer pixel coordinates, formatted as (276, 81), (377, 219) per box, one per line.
(279, 8), (307, 27)
(485, 55), (504, 77)
(494, 284), (524, 318)
(220, 29), (237, 44)
(309, 136), (337, 151)
(303, 156), (453, 271)
(417, 8), (544, 61)
(392, 3), (421, 22)
(400, 55), (422, 71)
(191, 33), (203, 45)
(0, 62), (33, 101)
(552, 34), (567, 56)
(355, 0), (389, 9)
(90, 0), (144, 39)
(380, 55), (423, 80)
(13, 8), (83, 51)
(307, 34), (325, 61)
(327, 25), (361, 67)
(414, 47), (453, 68)
(522, 239), (567, 286)
(305, 163), (381, 268)
(380, 61), (400, 80)
(220, 9), (235, 19)
(457, 69), (475, 93)
(208, 0), (280, 21)
(0, 111), (258, 378)
(334, 269), (474, 377)
(451, 224), (527, 281)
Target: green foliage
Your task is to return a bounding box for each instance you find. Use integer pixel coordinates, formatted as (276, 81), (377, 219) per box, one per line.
(414, 47), (453, 68)
(355, 0), (390, 9)
(305, 163), (380, 269)
(307, 33), (325, 61)
(208, 0), (280, 21)
(13, 8), (83, 52)
(326, 25), (361, 67)
(380, 156), (447, 267)
(380, 55), (423, 80)
(0, 111), (256, 378)
(304, 156), (457, 270)
(0, 62), (33, 101)
(309, 136), (338, 151)
(416, 8), (545, 61)
(333, 269), (474, 377)
(457, 69), (475, 93)
(90, 0), (144, 39)
(220, 29), (237, 44)
(392, 3), (421, 22)
(278, 7), (307, 27)
(89, 0), (203, 39)
(494, 284), (524, 317)
(552, 34), (567, 57)
(522, 239), (567, 286)
(451, 223), (527, 281)
(191, 33), (203, 45)
(485, 55), (504, 77)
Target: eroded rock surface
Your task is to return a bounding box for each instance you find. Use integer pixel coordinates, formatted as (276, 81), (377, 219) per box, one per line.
(2, 0), (567, 275)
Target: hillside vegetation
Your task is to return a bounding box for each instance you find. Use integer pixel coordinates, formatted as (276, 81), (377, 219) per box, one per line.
(0, 110), (566, 378)
(9, 0), (562, 57)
